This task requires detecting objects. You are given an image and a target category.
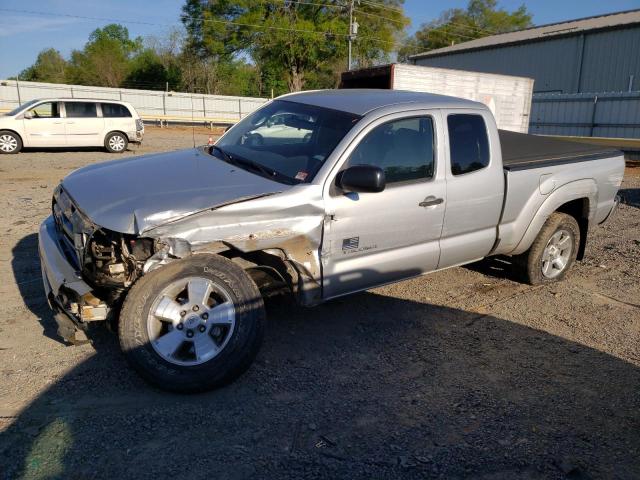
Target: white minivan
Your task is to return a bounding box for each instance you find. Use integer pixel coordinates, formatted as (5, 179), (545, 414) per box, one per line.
(0, 98), (144, 154)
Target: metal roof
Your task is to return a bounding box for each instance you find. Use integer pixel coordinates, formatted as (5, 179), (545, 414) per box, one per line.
(279, 88), (482, 115)
(411, 9), (640, 60)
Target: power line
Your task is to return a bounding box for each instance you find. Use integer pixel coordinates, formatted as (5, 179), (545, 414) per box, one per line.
(354, 8), (405, 25)
(359, 0), (404, 14)
(0, 7), (349, 39)
(0, 6), (493, 61)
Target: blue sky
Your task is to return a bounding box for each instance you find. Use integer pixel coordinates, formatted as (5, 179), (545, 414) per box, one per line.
(1, 0), (638, 78)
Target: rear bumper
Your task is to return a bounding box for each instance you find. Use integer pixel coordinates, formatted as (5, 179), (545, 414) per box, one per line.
(599, 194), (621, 224)
(127, 130), (144, 143)
(39, 216), (109, 341)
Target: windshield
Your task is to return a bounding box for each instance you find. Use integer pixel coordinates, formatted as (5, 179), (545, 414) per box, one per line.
(213, 100), (360, 184)
(5, 99), (39, 116)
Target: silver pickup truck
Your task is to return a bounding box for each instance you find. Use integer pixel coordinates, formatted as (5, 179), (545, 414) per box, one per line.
(39, 90), (624, 392)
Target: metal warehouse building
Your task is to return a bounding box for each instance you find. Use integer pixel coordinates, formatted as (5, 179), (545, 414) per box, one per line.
(410, 9), (640, 141)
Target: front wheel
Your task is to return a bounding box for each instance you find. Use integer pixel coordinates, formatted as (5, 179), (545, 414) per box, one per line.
(105, 131), (128, 153)
(119, 254), (265, 393)
(516, 212), (580, 285)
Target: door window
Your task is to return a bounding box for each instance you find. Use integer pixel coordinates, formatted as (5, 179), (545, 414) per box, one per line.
(346, 117), (435, 184)
(65, 102), (98, 118)
(28, 102), (60, 118)
(101, 103), (132, 118)
(447, 114), (490, 175)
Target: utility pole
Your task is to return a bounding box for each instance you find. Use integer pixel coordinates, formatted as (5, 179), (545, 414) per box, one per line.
(347, 0), (359, 71)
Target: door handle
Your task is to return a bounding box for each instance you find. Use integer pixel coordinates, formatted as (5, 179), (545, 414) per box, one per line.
(53, 121), (63, 124)
(419, 196), (443, 207)
(66, 122), (75, 124)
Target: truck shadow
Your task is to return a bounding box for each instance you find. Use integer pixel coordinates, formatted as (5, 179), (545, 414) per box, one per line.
(11, 234), (61, 343)
(619, 188), (640, 208)
(5, 234), (640, 478)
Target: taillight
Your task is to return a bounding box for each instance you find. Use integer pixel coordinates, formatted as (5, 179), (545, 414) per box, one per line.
(136, 119), (144, 131)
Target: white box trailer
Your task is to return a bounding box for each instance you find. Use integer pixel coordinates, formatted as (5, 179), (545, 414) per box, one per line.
(340, 63), (534, 133)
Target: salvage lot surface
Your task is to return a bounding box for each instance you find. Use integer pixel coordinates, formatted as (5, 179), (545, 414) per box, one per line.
(1, 127), (638, 479)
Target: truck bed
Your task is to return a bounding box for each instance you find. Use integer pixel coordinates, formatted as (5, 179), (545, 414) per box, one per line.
(499, 130), (621, 171)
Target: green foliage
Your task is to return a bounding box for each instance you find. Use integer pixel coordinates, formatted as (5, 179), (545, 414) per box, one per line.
(19, 49), (68, 83)
(399, 0), (532, 61)
(67, 24), (143, 87)
(181, 0), (409, 92)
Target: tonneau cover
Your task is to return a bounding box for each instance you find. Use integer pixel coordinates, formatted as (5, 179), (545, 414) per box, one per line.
(499, 130), (621, 171)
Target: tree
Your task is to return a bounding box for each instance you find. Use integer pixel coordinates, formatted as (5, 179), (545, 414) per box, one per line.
(181, 0), (409, 93)
(67, 24), (143, 87)
(19, 48), (68, 83)
(398, 0), (532, 61)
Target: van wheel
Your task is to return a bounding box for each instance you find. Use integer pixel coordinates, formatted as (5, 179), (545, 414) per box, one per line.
(0, 131), (22, 154)
(516, 212), (580, 285)
(119, 254), (265, 393)
(105, 132), (128, 153)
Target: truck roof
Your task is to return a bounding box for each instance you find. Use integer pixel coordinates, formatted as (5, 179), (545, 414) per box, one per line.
(279, 89), (483, 116)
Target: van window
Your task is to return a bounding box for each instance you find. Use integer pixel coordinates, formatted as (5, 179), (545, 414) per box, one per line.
(101, 103), (132, 118)
(65, 102), (97, 118)
(28, 102), (60, 118)
(347, 116), (435, 184)
(447, 114), (490, 175)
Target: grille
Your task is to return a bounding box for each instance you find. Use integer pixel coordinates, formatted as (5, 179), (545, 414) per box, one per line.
(52, 188), (86, 270)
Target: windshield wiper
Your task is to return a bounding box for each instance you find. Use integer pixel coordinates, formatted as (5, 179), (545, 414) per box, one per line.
(230, 156), (280, 179)
(209, 145), (294, 184)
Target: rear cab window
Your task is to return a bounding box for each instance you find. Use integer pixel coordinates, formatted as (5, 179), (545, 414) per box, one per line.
(447, 114), (490, 175)
(65, 102), (98, 118)
(101, 103), (132, 118)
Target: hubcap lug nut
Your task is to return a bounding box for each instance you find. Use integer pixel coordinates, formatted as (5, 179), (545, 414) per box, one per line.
(198, 325), (206, 333)
(176, 324), (184, 330)
(186, 330), (194, 338)
(180, 310), (186, 317)
(192, 305), (200, 312)
(201, 312), (209, 320)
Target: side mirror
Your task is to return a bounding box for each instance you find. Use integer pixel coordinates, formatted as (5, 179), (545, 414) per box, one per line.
(336, 165), (386, 193)
(23, 111), (33, 119)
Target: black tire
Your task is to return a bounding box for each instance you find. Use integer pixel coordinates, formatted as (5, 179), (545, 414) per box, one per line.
(119, 254), (265, 393)
(515, 212), (580, 285)
(0, 130), (22, 154)
(104, 131), (128, 153)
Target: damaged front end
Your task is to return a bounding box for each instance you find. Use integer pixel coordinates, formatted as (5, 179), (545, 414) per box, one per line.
(40, 186), (157, 342)
(40, 179), (327, 344)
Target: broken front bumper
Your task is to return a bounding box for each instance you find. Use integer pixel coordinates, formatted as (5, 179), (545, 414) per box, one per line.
(39, 216), (109, 342)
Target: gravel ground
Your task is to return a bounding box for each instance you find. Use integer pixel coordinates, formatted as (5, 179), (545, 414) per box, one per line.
(0, 127), (638, 480)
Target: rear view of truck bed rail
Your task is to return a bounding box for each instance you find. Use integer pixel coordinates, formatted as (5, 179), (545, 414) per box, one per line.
(499, 130), (622, 171)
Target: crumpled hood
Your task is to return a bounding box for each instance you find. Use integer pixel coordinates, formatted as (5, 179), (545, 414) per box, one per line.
(62, 148), (285, 234)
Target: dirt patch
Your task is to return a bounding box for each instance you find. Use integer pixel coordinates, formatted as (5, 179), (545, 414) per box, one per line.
(0, 130), (638, 479)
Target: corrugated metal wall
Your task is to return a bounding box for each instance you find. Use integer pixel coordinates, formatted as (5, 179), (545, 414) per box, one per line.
(530, 92), (640, 138)
(0, 80), (269, 123)
(413, 24), (640, 139)
(413, 25), (640, 95)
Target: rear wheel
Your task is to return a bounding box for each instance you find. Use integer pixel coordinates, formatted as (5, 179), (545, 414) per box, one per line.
(105, 131), (128, 153)
(0, 131), (22, 154)
(516, 212), (580, 285)
(119, 254), (265, 393)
